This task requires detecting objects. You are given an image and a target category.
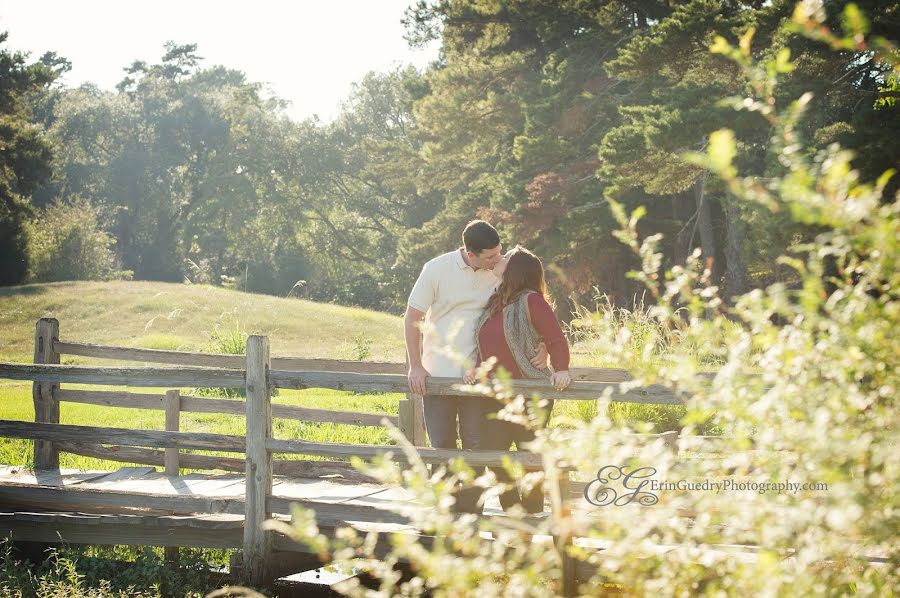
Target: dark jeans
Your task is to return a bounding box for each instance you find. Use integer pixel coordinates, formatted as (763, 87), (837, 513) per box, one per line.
(481, 399), (554, 514)
(423, 394), (488, 513)
(423, 394), (486, 450)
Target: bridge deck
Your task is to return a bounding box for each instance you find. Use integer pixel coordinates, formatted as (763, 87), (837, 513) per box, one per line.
(0, 464), (541, 549)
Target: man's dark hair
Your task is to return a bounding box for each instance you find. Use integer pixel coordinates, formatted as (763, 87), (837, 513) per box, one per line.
(462, 220), (500, 255)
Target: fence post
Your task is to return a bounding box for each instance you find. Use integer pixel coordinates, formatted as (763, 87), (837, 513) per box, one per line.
(164, 390), (181, 475)
(33, 318), (60, 470)
(398, 354), (427, 446)
(164, 389), (181, 565)
(243, 335), (272, 586)
(550, 467), (577, 597)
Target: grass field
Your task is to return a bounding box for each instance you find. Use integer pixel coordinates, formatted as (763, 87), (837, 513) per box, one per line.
(0, 280), (410, 471)
(0, 280), (612, 471)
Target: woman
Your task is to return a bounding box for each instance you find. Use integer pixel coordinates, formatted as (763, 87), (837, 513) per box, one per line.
(466, 245), (571, 514)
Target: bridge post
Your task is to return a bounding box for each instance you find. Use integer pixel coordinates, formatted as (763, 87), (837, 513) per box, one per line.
(33, 318), (59, 470)
(243, 335), (273, 587)
(399, 354), (427, 446)
(164, 389), (181, 565)
(164, 390), (181, 475)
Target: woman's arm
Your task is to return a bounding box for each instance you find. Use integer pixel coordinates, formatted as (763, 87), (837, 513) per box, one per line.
(527, 293), (570, 372)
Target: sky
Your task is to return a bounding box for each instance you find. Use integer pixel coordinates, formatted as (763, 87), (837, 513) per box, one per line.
(0, 0), (440, 122)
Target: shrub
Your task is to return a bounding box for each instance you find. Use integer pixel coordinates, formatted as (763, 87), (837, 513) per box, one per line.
(25, 198), (130, 282)
(263, 7), (898, 597)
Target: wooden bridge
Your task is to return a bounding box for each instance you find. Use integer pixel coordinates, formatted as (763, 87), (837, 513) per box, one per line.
(0, 318), (684, 593)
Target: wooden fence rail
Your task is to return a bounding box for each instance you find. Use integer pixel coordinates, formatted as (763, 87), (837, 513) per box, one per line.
(0, 362), (682, 405)
(0, 317), (691, 591)
(55, 389), (397, 427)
(53, 339), (643, 382)
(0, 420), (544, 468)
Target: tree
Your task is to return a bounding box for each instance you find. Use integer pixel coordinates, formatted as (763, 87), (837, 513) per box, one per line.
(41, 43), (289, 282)
(0, 32), (59, 284)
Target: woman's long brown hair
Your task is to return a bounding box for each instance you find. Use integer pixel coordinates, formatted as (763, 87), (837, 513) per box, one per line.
(485, 246), (552, 316)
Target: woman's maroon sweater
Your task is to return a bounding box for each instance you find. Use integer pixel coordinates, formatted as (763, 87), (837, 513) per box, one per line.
(477, 293), (570, 378)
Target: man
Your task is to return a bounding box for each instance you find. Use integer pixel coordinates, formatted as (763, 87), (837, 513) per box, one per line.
(405, 220), (546, 510)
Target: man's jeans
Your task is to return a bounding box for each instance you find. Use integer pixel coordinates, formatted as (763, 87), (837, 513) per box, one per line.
(423, 394), (486, 450)
(423, 394), (486, 513)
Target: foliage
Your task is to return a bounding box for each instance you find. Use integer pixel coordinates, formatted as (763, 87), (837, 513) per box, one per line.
(0, 32), (61, 285)
(194, 314), (250, 399)
(266, 5), (898, 596)
(25, 197), (129, 282)
(0, 539), (222, 597)
(352, 333), (374, 361)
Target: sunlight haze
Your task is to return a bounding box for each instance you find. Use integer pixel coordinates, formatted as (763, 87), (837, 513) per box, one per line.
(0, 0), (438, 122)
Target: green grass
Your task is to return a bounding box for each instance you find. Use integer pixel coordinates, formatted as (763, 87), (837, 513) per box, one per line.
(0, 280), (405, 364)
(0, 280), (410, 471)
(0, 381), (401, 471)
(0, 280), (616, 471)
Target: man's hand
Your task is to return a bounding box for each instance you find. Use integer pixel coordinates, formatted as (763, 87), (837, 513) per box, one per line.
(408, 364), (430, 395)
(550, 370), (572, 391)
(463, 369), (478, 385)
(530, 341), (549, 369)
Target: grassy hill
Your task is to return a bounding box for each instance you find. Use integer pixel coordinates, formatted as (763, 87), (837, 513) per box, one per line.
(0, 281), (610, 470)
(0, 280), (405, 363)
(0, 281), (408, 470)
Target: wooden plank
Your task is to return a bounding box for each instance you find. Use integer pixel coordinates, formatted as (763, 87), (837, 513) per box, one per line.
(1, 519), (242, 550)
(165, 390), (180, 475)
(270, 370), (682, 405)
(57, 389), (397, 427)
(55, 442), (377, 482)
(54, 340), (245, 368)
(170, 476), (247, 496)
(411, 394), (426, 446)
(0, 483), (245, 515)
(90, 467), (157, 484)
(189, 396), (396, 427)
(0, 421), (246, 452)
(5, 420), (547, 468)
(57, 389), (166, 409)
(0, 512), (244, 550)
(0, 511), (244, 529)
(33, 318), (60, 469)
(271, 478), (390, 504)
(54, 341), (408, 374)
(53, 340), (676, 382)
(273, 357), (406, 374)
(6, 362), (683, 404)
(0, 468), (111, 487)
(243, 335), (272, 585)
(266, 437), (545, 468)
(0, 486), (411, 527)
(0, 362), (245, 388)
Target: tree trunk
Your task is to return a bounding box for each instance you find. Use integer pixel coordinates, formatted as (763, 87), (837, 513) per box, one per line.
(693, 174), (719, 281)
(672, 190), (695, 264)
(722, 198), (749, 301)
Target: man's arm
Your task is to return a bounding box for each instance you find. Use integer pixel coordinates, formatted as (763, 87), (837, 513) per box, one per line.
(530, 341), (548, 369)
(405, 306), (429, 395)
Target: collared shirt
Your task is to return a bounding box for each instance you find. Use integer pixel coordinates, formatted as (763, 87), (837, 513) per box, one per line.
(408, 248), (498, 377)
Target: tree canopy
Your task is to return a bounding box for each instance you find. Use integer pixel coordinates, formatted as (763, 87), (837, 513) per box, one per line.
(2, 1), (897, 314)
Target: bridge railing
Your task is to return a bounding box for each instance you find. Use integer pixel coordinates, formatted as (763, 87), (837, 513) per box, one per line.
(0, 317), (688, 587)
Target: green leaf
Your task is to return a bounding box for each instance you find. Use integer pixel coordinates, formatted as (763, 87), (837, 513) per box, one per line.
(774, 47), (795, 73)
(709, 36), (732, 56)
(708, 129), (737, 173)
(739, 27), (756, 57)
(842, 4), (869, 36)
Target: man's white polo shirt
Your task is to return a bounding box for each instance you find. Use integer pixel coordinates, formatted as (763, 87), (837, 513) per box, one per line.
(407, 248), (498, 379)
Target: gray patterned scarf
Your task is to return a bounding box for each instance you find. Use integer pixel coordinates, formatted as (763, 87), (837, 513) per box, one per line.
(475, 291), (551, 380)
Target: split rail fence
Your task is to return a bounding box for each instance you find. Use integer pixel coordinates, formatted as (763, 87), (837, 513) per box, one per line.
(0, 317), (685, 592)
